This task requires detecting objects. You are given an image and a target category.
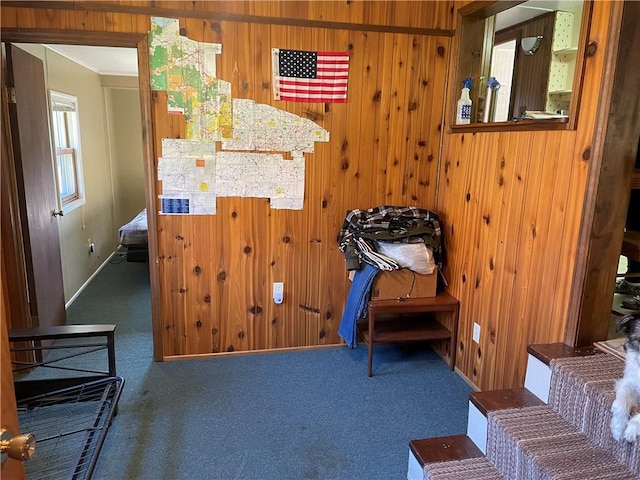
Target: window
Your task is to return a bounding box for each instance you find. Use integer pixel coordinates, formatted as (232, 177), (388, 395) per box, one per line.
(50, 91), (84, 211)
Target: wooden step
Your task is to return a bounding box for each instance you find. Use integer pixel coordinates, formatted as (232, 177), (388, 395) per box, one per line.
(410, 434), (483, 466)
(469, 387), (544, 417)
(527, 342), (600, 366)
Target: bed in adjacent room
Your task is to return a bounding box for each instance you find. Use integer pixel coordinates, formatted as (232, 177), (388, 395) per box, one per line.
(118, 209), (148, 262)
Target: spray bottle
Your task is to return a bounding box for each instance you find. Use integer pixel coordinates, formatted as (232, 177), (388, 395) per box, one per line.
(456, 77), (473, 125)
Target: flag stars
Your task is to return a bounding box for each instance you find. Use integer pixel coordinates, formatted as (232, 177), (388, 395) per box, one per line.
(279, 50), (318, 79)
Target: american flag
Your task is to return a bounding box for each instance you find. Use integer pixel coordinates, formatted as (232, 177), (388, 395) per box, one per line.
(272, 48), (349, 103)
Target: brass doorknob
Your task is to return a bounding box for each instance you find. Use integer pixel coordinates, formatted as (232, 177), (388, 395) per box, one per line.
(1, 429), (36, 461)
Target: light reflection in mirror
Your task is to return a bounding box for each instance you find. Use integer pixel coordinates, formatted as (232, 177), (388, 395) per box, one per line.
(489, 40), (516, 122)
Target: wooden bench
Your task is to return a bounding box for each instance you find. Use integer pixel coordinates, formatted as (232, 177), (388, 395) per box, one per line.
(358, 292), (459, 376)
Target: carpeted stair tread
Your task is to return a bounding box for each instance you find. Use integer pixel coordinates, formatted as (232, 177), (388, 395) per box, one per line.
(423, 457), (504, 479)
(487, 404), (637, 479)
(548, 353), (640, 474)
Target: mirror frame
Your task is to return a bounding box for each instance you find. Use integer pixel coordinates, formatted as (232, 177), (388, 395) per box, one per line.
(451, 0), (593, 132)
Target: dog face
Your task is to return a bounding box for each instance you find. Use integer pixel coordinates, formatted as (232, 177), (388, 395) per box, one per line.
(617, 314), (640, 354)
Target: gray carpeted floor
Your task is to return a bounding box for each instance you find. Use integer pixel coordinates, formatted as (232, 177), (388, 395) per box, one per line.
(65, 257), (472, 480)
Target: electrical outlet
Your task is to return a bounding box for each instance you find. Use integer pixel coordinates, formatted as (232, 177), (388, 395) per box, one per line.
(473, 322), (481, 344)
(273, 282), (284, 304)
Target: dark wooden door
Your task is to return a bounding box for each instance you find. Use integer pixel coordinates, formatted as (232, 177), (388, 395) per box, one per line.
(5, 44), (66, 330)
(1, 309), (25, 479)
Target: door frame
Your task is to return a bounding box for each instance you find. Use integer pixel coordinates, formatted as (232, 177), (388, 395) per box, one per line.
(0, 29), (162, 361)
(565, 1), (640, 346)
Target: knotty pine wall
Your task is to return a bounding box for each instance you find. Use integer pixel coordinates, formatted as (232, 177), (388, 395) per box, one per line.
(439, 0), (616, 390)
(1, 1), (621, 391)
(1, 1), (454, 355)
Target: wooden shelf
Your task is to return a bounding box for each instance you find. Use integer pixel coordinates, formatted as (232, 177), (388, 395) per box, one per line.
(358, 315), (451, 344)
(360, 293), (459, 376)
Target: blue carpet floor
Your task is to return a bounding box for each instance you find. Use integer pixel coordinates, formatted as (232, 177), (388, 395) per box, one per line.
(66, 258), (472, 480)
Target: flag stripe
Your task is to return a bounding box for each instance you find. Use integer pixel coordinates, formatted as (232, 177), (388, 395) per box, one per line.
(277, 78), (348, 87)
(278, 88), (348, 95)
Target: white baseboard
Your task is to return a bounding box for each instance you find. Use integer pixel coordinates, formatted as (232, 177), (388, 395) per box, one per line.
(65, 252), (116, 310)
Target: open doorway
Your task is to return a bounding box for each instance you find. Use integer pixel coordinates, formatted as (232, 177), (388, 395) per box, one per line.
(15, 43), (147, 306)
(610, 141), (640, 337)
(1, 30), (162, 362)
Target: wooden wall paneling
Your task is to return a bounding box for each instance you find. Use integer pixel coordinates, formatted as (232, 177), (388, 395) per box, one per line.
(467, 132), (498, 387)
(318, 26), (351, 347)
(301, 26), (328, 347)
(250, 199), (271, 352)
(221, 198), (251, 353)
(236, 25), (268, 361)
(286, 23), (320, 347)
(104, 11), (136, 33)
(1, 6), (18, 26)
(212, 206), (229, 354)
(2, 1), (458, 359)
(160, 216), (187, 356)
(424, 39), (443, 204)
(371, 33), (394, 205)
(186, 216), (214, 354)
(248, 23), (275, 351)
(342, 29), (364, 211)
(385, 33), (412, 207)
(407, 36), (449, 206)
(345, 1), (365, 26)
(362, 1), (389, 27)
(512, 132), (550, 361)
(487, 132), (520, 388)
(566, 0), (621, 345)
(14, 7), (38, 28)
(316, 36), (346, 348)
(526, 131), (564, 344)
(261, 25), (286, 350)
(464, 132), (491, 386)
(153, 86), (186, 356)
(32, 8), (68, 31)
(400, 34), (425, 208)
(250, 22), (272, 105)
(540, 132), (578, 340)
(494, 131), (535, 388)
(355, 30), (380, 213)
(438, 133), (471, 375)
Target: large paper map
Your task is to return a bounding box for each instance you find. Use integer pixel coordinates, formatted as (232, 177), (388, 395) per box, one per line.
(149, 18), (330, 214)
(149, 17), (232, 141)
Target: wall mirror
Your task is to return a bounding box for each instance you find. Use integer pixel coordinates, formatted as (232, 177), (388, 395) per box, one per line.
(454, 0), (592, 130)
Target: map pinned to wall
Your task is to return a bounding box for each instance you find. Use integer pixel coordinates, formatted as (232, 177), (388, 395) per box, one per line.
(149, 17), (329, 214)
(158, 140), (217, 214)
(223, 99), (329, 153)
(149, 17), (232, 141)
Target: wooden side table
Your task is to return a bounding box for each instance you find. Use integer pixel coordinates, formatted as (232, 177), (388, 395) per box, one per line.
(359, 293), (459, 377)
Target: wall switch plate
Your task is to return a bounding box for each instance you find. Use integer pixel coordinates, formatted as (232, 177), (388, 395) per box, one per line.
(273, 282), (284, 304)
(473, 322), (481, 344)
